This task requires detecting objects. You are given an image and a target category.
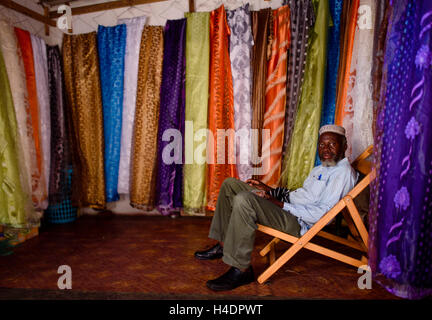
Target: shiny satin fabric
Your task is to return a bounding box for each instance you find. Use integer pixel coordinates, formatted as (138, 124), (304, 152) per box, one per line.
(155, 18), (186, 215)
(97, 24), (127, 203)
(0, 22), (37, 212)
(117, 16), (146, 195)
(260, 5), (290, 187)
(0, 48), (37, 228)
(227, 4), (254, 182)
(250, 8), (271, 179)
(280, 0), (315, 187)
(369, 0), (432, 299)
(183, 12), (210, 215)
(46, 45), (69, 205)
(335, 0), (359, 126)
(129, 26), (164, 210)
(31, 35), (50, 208)
(15, 28), (48, 210)
(281, 0), (331, 190)
(62, 32), (106, 209)
(206, 5), (237, 211)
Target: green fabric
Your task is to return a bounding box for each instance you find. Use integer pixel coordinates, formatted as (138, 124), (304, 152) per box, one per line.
(281, 0), (331, 190)
(183, 12), (210, 214)
(0, 49), (33, 228)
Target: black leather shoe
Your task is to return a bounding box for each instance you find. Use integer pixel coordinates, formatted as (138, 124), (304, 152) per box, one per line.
(206, 266), (254, 291)
(194, 243), (223, 260)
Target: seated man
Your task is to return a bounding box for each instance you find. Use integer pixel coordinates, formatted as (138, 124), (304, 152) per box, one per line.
(194, 124), (358, 291)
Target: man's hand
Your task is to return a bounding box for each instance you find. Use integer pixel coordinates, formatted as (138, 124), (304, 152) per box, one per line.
(246, 179), (273, 193)
(251, 190), (284, 208)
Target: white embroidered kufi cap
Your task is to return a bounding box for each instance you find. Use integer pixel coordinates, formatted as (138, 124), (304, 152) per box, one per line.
(319, 124), (346, 137)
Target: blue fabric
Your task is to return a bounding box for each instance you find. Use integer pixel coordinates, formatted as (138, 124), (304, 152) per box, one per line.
(315, 0), (343, 166)
(97, 24), (127, 202)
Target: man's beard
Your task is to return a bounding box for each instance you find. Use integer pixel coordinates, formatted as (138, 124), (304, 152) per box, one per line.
(321, 159), (337, 167)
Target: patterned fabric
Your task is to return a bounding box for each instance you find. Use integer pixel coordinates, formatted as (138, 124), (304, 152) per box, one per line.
(155, 18), (186, 215)
(97, 24), (127, 202)
(250, 8), (271, 179)
(130, 26), (164, 210)
(62, 32), (106, 209)
(31, 35), (50, 207)
(227, 4), (254, 182)
(369, 0), (432, 299)
(117, 16), (146, 195)
(281, 0), (331, 190)
(46, 45), (69, 205)
(261, 5), (290, 187)
(206, 5), (237, 211)
(183, 12), (210, 214)
(0, 22), (37, 212)
(281, 0), (315, 184)
(269, 187), (290, 203)
(0, 47), (36, 228)
(15, 28), (48, 210)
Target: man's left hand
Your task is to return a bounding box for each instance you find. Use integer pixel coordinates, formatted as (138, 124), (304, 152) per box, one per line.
(255, 192), (284, 208)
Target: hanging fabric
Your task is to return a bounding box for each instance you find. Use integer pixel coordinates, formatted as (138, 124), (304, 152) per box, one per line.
(0, 47), (37, 228)
(0, 22), (38, 211)
(130, 26), (164, 210)
(206, 5), (237, 211)
(342, 0), (376, 161)
(334, 0), (359, 126)
(280, 0), (315, 187)
(155, 18), (186, 215)
(183, 12), (210, 215)
(97, 24), (127, 203)
(46, 45), (69, 205)
(260, 5), (290, 187)
(31, 35), (51, 207)
(117, 16), (146, 196)
(281, 0), (331, 190)
(15, 28), (48, 210)
(62, 32), (106, 209)
(369, 0), (432, 299)
(250, 8), (271, 179)
(227, 4), (254, 182)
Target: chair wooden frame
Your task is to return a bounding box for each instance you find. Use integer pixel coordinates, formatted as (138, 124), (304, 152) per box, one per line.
(256, 145), (375, 284)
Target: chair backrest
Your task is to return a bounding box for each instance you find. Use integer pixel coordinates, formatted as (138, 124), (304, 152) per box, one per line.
(350, 145), (373, 175)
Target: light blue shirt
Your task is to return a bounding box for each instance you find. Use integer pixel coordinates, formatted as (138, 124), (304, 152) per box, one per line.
(283, 158), (358, 236)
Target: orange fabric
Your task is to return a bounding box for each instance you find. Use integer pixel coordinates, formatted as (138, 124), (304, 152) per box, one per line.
(335, 0), (359, 125)
(206, 5), (237, 211)
(15, 28), (46, 204)
(261, 5), (290, 187)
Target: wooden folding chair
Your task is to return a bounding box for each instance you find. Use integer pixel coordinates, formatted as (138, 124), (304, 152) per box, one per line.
(256, 145), (375, 284)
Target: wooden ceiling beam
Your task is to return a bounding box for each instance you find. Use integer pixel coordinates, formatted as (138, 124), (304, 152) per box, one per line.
(0, 0), (57, 27)
(49, 0), (168, 19)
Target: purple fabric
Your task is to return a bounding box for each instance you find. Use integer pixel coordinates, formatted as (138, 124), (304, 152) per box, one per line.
(369, 0), (432, 299)
(155, 18), (186, 215)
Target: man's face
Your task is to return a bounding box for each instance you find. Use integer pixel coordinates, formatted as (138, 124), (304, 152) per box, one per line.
(318, 132), (345, 167)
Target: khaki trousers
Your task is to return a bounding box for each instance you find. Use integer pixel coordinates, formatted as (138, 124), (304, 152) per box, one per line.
(209, 178), (300, 270)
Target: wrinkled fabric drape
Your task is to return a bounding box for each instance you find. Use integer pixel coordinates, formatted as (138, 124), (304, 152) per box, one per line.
(183, 12), (210, 214)
(280, 0), (315, 187)
(281, 0), (331, 190)
(250, 8), (271, 179)
(31, 35), (50, 205)
(117, 16), (146, 196)
(15, 28), (48, 210)
(369, 0), (432, 300)
(0, 47), (36, 228)
(130, 26), (164, 210)
(335, 0), (359, 126)
(155, 18), (186, 215)
(97, 24), (127, 203)
(206, 5), (237, 211)
(227, 4), (254, 182)
(62, 32), (106, 209)
(260, 5), (290, 187)
(0, 22), (37, 212)
(46, 45), (69, 205)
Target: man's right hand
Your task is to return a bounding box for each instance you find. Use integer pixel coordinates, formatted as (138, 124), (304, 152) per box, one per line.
(246, 179), (273, 193)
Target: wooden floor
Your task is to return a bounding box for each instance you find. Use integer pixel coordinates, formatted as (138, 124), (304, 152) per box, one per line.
(0, 213), (398, 300)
